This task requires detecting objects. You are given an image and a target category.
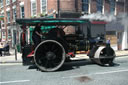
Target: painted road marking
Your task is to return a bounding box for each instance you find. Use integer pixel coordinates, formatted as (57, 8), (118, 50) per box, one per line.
(71, 55), (128, 60)
(62, 69), (128, 79)
(0, 63), (22, 66)
(94, 69), (128, 75)
(117, 56), (128, 59)
(0, 80), (30, 84)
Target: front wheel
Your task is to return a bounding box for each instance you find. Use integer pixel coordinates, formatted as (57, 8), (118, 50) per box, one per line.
(89, 46), (115, 66)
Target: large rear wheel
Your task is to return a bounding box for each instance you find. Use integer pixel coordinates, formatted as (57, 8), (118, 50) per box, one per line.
(34, 40), (65, 72)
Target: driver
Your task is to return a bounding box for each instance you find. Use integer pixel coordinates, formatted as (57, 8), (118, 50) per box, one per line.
(32, 23), (42, 48)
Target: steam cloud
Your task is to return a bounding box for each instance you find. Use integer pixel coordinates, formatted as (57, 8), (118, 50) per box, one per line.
(81, 12), (128, 29)
(80, 12), (116, 22)
(118, 13), (128, 28)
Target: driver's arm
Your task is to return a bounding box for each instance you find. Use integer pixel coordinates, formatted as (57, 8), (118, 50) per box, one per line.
(35, 31), (42, 37)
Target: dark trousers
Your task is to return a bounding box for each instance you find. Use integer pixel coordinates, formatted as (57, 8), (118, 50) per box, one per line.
(0, 50), (2, 56)
(0, 48), (4, 56)
(106, 44), (110, 56)
(32, 35), (41, 48)
(106, 44), (114, 65)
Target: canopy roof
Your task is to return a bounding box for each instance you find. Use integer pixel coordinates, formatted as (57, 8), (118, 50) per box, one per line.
(16, 18), (90, 26)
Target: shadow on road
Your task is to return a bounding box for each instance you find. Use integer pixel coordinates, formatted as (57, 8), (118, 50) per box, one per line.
(27, 59), (93, 71)
(58, 59), (93, 71)
(27, 59), (119, 72)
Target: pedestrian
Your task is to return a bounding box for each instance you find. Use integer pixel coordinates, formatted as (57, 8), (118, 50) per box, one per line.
(0, 42), (3, 56)
(106, 38), (114, 66)
(106, 38), (111, 56)
(0, 42), (3, 48)
(20, 26), (27, 53)
(0, 41), (9, 56)
(32, 23), (42, 48)
(106, 38), (110, 47)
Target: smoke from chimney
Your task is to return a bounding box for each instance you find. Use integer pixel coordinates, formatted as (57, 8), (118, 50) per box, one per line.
(80, 12), (116, 22)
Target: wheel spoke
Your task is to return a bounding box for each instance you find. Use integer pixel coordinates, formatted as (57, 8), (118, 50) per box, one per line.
(40, 56), (46, 60)
(44, 60), (49, 68)
(49, 60), (58, 68)
(49, 42), (53, 50)
(51, 44), (56, 51)
(53, 47), (60, 53)
(43, 44), (49, 51)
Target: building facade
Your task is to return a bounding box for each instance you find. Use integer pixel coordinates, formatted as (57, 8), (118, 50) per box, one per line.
(0, 0), (25, 47)
(0, 0), (127, 49)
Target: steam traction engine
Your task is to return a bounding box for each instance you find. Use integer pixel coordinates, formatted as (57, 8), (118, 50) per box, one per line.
(16, 18), (115, 72)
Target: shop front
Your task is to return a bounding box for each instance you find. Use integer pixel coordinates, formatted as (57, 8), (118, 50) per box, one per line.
(106, 20), (127, 50)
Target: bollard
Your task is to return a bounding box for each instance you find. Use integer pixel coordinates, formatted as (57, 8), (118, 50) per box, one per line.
(15, 45), (17, 60)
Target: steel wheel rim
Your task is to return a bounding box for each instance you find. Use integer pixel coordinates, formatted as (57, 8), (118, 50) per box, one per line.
(34, 40), (65, 72)
(99, 48), (115, 65)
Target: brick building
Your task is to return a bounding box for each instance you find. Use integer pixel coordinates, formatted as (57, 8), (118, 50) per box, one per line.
(0, 0), (127, 49)
(0, 0), (26, 47)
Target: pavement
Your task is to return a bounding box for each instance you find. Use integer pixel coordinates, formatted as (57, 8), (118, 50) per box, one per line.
(0, 49), (22, 63)
(0, 49), (128, 64)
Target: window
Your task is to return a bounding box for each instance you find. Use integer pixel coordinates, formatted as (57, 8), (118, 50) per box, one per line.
(13, 8), (17, 21)
(3, 32), (5, 35)
(106, 31), (116, 35)
(1, 20), (4, 24)
(82, 0), (89, 13)
(6, 0), (10, 5)
(96, 0), (103, 13)
(8, 29), (11, 36)
(41, 0), (47, 13)
(12, 0), (16, 3)
(1, 13), (4, 24)
(7, 11), (10, 23)
(110, 0), (115, 14)
(21, 6), (25, 18)
(31, 1), (37, 16)
(0, 0), (3, 8)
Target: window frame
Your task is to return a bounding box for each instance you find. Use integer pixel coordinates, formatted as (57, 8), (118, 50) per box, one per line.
(0, 0), (3, 8)
(96, 0), (103, 13)
(82, 0), (89, 13)
(6, 0), (10, 5)
(110, 0), (115, 14)
(20, 6), (25, 18)
(31, 0), (37, 16)
(40, 0), (47, 13)
(13, 8), (17, 22)
(12, 0), (16, 3)
(0, 11), (4, 24)
(6, 11), (10, 23)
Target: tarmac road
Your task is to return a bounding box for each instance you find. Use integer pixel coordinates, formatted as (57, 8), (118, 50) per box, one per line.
(0, 55), (128, 85)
